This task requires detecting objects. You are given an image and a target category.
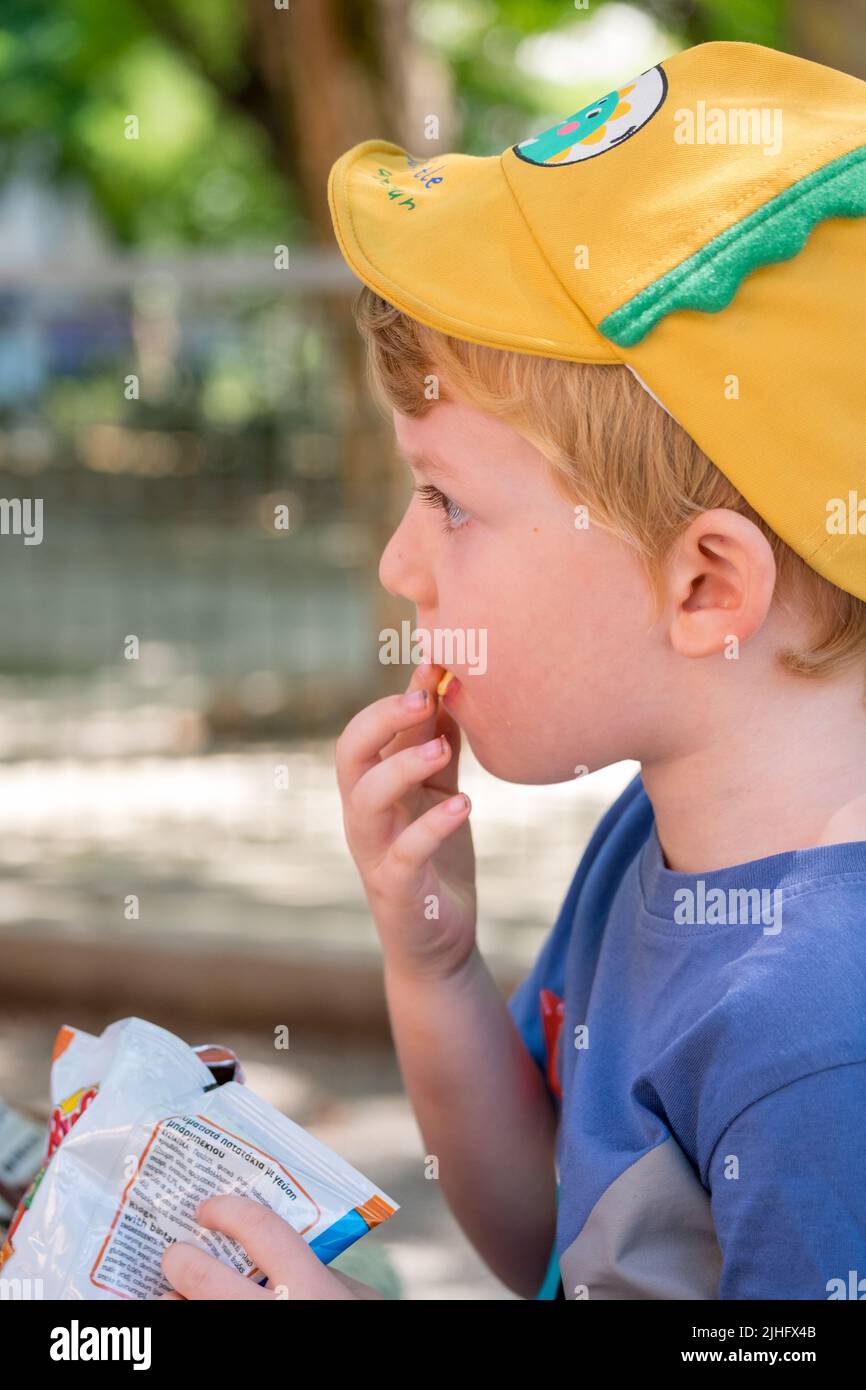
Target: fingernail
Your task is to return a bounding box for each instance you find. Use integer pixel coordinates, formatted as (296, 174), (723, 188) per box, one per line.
(403, 689), (428, 708)
(418, 736), (447, 759)
(446, 793), (470, 814)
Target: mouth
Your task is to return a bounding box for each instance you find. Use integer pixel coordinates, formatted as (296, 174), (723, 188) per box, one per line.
(437, 669), (461, 705)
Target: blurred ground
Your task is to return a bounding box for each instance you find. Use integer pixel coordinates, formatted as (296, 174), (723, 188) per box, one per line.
(0, 720), (637, 967)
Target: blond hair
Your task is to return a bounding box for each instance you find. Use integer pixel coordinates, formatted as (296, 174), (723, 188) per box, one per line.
(354, 285), (866, 691)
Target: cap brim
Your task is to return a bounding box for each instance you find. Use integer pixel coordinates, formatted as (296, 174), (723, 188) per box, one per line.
(328, 139), (619, 363)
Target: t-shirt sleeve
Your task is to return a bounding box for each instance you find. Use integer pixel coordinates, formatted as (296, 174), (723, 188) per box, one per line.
(705, 1061), (866, 1300)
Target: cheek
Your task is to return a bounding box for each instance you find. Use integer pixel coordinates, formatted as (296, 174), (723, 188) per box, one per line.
(479, 556), (647, 712)
(435, 526), (651, 704)
(436, 534), (566, 677)
(432, 537), (494, 629)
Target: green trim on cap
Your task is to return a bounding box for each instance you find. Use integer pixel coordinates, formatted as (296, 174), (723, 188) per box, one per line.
(600, 143), (866, 347)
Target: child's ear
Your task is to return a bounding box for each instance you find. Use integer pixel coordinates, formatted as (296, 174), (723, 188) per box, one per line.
(666, 509), (777, 659)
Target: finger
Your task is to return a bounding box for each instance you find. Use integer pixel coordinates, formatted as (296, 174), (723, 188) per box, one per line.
(335, 663), (443, 799)
(161, 1240), (273, 1301)
(155, 1291), (185, 1300)
(376, 663), (464, 795)
(350, 733), (453, 819)
(381, 791), (472, 893)
(424, 695), (463, 796)
(195, 1195), (354, 1301)
(380, 662), (447, 758)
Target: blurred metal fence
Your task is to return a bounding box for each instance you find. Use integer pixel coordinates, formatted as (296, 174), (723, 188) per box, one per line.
(0, 247), (635, 968)
(0, 251), (400, 742)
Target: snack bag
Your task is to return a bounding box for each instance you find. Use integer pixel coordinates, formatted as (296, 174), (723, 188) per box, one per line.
(192, 1043), (245, 1087)
(0, 1017), (398, 1299)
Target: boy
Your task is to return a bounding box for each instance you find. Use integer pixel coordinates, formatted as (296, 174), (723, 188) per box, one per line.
(161, 41), (866, 1301)
(329, 37), (866, 1303)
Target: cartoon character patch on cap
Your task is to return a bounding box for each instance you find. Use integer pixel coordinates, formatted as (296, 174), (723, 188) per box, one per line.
(513, 64), (667, 166)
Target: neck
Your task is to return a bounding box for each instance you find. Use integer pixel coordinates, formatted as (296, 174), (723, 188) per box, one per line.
(639, 670), (866, 873)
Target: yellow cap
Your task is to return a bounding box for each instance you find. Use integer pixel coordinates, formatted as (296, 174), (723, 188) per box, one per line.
(329, 41), (866, 602)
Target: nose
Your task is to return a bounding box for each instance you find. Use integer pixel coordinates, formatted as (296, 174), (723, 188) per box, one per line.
(378, 507), (435, 607)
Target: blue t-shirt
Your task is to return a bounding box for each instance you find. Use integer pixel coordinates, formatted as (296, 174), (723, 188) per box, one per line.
(508, 771), (866, 1301)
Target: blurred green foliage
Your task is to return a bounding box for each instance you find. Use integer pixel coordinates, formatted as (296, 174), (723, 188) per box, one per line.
(0, 0), (295, 246)
(414, 0), (788, 153)
(0, 0), (792, 248)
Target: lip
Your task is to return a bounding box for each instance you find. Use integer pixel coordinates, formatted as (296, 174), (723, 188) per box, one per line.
(441, 674), (462, 705)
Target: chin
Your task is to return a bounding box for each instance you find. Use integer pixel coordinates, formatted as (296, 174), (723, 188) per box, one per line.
(463, 728), (577, 786)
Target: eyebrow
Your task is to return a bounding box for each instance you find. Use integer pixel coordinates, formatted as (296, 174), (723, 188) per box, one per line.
(396, 447), (459, 482)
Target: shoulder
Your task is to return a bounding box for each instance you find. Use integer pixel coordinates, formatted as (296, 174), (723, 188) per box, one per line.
(693, 877), (866, 1180)
(521, 766), (651, 953)
(544, 766), (652, 951)
(586, 766), (651, 849)
(574, 766), (653, 885)
(506, 767), (652, 1090)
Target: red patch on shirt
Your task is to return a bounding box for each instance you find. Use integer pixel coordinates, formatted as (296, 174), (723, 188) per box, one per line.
(539, 989), (564, 1099)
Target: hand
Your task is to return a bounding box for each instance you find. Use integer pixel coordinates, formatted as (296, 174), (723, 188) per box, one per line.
(157, 1195), (384, 1301)
(335, 661), (477, 982)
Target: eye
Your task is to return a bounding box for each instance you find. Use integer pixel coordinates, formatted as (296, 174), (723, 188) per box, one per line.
(413, 482), (471, 534)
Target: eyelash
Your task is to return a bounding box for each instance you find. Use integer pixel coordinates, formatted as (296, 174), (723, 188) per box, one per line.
(413, 482), (471, 533)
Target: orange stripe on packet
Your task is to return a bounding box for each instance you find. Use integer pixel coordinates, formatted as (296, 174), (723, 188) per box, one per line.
(356, 1194), (397, 1229)
(51, 1026), (76, 1063)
